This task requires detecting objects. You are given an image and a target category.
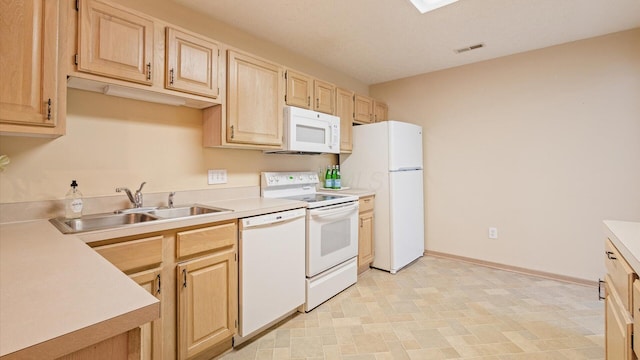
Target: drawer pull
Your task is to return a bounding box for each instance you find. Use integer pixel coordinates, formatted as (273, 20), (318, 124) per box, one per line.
(156, 274), (161, 295)
(598, 278), (605, 300)
(605, 251), (617, 260)
(182, 269), (187, 288)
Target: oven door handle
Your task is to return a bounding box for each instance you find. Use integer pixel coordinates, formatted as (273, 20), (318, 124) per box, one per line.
(309, 202), (358, 218)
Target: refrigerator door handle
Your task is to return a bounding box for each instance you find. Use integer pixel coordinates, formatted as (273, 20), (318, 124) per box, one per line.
(391, 167), (422, 172)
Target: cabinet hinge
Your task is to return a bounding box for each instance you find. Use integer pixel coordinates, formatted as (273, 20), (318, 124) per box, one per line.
(75, 0), (79, 11)
(284, 94), (287, 102)
(74, 54), (78, 65)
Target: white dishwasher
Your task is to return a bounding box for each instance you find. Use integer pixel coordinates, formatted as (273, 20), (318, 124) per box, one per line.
(237, 207), (306, 342)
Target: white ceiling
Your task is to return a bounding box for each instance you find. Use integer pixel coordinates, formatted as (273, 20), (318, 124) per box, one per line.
(173, 0), (640, 85)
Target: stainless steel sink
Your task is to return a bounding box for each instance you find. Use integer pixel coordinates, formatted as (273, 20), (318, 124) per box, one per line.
(147, 205), (231, 219)
(50, 212), (159, 234)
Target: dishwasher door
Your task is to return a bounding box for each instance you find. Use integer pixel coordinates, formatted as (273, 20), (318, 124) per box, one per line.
(239, 208), (306, 338)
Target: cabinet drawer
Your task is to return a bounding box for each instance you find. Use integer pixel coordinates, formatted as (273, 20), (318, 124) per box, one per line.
(359, 196), (375, 213)
(605, 239), (637, 312)
(176, 221), (237, 259)
(94, 235), (163, 273)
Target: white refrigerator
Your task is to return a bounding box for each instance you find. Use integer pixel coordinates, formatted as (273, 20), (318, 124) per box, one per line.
(340, 121), (425, 274)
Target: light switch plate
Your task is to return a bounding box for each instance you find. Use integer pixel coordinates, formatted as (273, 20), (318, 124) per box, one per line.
(208, 169), (227, 184)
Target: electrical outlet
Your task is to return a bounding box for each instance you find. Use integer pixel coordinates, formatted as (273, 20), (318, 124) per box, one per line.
(208, 169), (227, 185)
(488, 227), (498, 239)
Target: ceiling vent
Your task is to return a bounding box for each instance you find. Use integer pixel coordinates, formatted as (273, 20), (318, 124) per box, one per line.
(455, 43), (485, 54)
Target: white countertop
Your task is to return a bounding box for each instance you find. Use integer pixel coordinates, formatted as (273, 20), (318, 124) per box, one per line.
(0, 221), (159, 359)
(604, 220), (640, 271)
(0, 196), (306, 358)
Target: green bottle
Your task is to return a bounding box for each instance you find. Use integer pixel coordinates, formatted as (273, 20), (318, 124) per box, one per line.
(324, 166), (332, 189)
(334, 165), (341, 189)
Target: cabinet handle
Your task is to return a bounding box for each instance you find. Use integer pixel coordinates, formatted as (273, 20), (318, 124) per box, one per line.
(360, 218), (363, 227)
(363, 199), (371, 203)
(170, 68), (175, 85)
(182, 269), (187, 288)
(46, 98), (52, 120)
(307, 96), (310, 107)
(605, 251), (617, 260)
(230, 125), (235, 139)
(316, 98), (319, 108)
(598, 278), (605, 300)
(156, 274), (161, 295)
(146, 63), (152, 81)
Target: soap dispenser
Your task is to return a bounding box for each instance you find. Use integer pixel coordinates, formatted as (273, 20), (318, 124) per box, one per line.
(65, 180), (84, 219)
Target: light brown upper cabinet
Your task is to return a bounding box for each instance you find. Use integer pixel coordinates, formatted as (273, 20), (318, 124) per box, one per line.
(314, 79), (335, 114)
(285, 70), (312, 108)
(0, 0), (66, 137)
(374, 101), (388, 122)
(354, 94), (373, 124)
(284, 69), (335, 114)
(77, 0), (154, 85)
(224, 49), (284, 148)
(165, 27), (220, 99)
(70, 0), (223, 109)
(335, 88), (354, 153)
(354, 95), (388, 124)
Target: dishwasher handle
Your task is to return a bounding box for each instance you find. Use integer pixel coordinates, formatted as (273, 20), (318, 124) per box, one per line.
(241, 208), (306, 229)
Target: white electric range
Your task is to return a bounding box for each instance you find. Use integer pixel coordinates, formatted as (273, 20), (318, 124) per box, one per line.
(261, 171), (359, 311)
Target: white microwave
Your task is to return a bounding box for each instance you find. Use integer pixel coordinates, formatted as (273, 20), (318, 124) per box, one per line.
(266, 106), (340, 154)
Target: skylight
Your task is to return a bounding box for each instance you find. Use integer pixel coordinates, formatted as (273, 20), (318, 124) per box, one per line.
(408, 0), (459, 13)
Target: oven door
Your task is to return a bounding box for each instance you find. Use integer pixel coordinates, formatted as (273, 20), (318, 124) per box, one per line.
(306, 201), (359, 277)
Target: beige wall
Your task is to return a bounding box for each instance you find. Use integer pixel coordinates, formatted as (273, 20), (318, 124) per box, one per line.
(0, 0), (368, 203)
(370, 28), (640, 281)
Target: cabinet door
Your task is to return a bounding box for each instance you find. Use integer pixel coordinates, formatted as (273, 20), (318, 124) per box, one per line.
(227, 50), (283, 147)
(313, 79), (335, 114)
(374, 101), (388, 122)
(336, 88), (354, 153)
(177, 249), (237, 360)
(358, 211), (374, 273)
(166, 27), (220, 98)
(606, 280), (634, 360)
(285, 70), (312, 109)
(78, 0), (154, 85)
(130, 268), (163, 360)
(354, 94), (373, 124)
(0, 0), (60, 129)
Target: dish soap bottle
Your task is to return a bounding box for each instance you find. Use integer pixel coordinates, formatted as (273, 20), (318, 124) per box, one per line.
(65, 180), (83, 219)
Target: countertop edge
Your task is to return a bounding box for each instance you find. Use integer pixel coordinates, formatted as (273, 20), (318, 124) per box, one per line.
(604, 220), (640, 272)
(1, 302), (160, 359)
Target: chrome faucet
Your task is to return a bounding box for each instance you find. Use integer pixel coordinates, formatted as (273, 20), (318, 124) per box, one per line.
(168, 192), (175, 208)
(116, 182), (146, 208)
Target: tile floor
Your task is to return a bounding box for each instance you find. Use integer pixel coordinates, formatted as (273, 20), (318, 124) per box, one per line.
(221, 256), (604, 360)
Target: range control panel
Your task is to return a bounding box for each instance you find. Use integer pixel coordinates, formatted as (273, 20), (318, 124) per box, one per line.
(261, 172), (319, 188)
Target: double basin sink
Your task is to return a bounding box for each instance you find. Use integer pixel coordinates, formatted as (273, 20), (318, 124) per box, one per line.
(50, 205), (232, 234)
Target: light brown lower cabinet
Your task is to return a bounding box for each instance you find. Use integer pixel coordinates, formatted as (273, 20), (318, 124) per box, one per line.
(357, 195), (375, 274)
(177, 249), (237, 359)
(56, 328), (141, 360)
(91, 220), (238, 360)
(175, 221), (238, 360)
(604, 237), (638, 359)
